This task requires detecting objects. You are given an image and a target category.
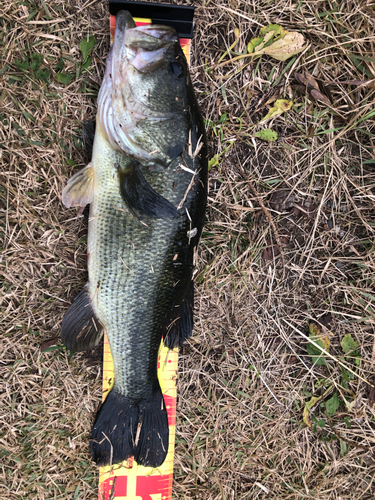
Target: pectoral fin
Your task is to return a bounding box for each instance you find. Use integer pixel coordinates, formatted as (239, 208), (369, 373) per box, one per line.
(118, 162), (178, 219)
(62, 162), (95, 209)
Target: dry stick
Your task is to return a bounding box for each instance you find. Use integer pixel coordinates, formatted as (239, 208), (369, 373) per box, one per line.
(248, 180), (286, 281)
(108, 476), (117, 500)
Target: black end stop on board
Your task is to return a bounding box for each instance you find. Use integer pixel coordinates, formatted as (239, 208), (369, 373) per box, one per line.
(108, 1), (195, 39)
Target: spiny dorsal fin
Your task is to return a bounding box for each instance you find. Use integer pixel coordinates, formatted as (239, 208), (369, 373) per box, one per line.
(62, 162), (95, 209)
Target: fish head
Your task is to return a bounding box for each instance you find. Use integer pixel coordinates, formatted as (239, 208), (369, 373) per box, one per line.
(98, 11), (192, 157)
(123, 24), (190, 114)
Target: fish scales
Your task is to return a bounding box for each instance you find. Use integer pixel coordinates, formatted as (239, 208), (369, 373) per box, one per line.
(88, 125), (193, 398)
(60, 10), (207, 468)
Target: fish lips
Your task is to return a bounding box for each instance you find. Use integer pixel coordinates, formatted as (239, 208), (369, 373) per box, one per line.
(114, 10), (179, 72)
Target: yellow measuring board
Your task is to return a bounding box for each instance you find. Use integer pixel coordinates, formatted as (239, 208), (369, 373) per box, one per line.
(98, 15), (192, 500)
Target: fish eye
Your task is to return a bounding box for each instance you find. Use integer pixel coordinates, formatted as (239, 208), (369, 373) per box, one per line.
(171, 62), (184, 79)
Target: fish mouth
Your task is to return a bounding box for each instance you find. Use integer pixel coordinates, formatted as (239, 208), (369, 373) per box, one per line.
(113, 10), (178, 72)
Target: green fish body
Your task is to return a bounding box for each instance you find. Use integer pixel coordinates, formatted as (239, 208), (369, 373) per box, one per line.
(60, 11), (207, 467)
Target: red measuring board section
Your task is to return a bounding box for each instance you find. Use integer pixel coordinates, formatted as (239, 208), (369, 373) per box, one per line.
(98, 15), (191, 500)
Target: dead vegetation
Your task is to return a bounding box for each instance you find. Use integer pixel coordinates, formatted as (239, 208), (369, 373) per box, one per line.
(1, 0), (375, 499)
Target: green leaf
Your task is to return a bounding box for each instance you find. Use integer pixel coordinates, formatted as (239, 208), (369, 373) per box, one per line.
(208, 155), (219, 170)
(35, 68), (50, 82)
(341, 334), (359, 354)
(259, 24), (287, 39)
(307, 343), (327, 365)
(218, 112), (228, 123)
(340, 366), (354, 383)
(341, 334), (361, 366)
(15, 57), (29, 71)
(42, 344), (64, 353)
(247, 36), (264, 54)
(80, 34), (96, 62)
(56, 73), (74, 85)
(81, 56), (92, 71)
(255, 128), (278, 142)
(30, 53), (44, 71)
(325, 392), (340, 416)
(13, 122), (25, 137)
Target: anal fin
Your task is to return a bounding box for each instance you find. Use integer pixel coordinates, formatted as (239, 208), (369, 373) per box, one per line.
(61, 285), (103, 352)
(62, 162), (95, 209)
(118, 161), (178, 219)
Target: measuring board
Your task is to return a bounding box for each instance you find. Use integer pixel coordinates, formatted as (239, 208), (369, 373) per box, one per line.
(98, 3), (195, 499)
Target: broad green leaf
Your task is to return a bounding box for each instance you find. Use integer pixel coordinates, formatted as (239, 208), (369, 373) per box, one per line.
(341, 334), (361, 367)
(15, 57), (29, 71)
(259, 99), (293, 123)
(56, 73), (74, 85)
(81, 56), (92, 71)
(80, 34), (96, 62)
(341, 334), (359, 354)
(35, 68), (50, 82)
(218, 112), (228, 123)
(255, 129), (278, 142)
(325, 392), (340, 416)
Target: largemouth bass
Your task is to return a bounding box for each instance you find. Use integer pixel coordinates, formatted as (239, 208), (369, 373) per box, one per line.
(60, 10), (207, 468)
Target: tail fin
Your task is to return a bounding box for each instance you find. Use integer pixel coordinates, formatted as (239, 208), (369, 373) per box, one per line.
(90, 387), (169, 467)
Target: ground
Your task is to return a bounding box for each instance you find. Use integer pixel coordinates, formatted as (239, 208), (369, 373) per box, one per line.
(1, 0), (375, 499)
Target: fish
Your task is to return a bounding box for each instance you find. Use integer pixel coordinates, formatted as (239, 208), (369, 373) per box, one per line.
(60, 10), (207, 468)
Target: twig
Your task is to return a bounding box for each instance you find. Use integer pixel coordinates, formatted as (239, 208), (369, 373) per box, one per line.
(109, 476), (117, 500)
(248, 180), (286, 281)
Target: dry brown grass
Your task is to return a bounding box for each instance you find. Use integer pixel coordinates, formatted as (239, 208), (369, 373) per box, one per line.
(1, 0), (375, 499)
